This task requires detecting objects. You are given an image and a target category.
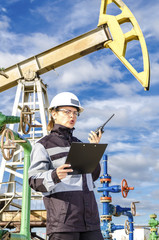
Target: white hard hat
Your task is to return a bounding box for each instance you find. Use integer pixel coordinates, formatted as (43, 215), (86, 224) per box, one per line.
(49, 92), (84, 113)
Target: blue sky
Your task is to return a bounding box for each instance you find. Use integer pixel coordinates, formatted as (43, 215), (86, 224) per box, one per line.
(0, 0), (159, 229)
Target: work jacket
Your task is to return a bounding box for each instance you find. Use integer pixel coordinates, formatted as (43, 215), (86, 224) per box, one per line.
(28, 124), (101, 235)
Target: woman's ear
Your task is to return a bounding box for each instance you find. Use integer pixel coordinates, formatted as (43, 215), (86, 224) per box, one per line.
(51, 111), (57, 120)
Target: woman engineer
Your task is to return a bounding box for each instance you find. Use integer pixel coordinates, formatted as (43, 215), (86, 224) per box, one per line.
(28, 92), (104, 240)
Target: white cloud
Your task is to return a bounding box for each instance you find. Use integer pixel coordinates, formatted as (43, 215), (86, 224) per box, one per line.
(72, 93), (159, 193)
(0, 15), (10, 31)
(63, 0), (99, 32)
(30, 0), (99, 36)
(1, 8), (7, 13)
(0, 24), (60, 67)
(52, 57), (122, 88)
(45, 53), (127, 98)
(0, 87), (17, 114)
(148, 53), (159, 86)
(138, 4), (159, 39)
(0, 52), (25, 68)
(82, 95), (159, 125)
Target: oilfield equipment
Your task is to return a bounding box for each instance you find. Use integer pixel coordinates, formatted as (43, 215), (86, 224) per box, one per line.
(0, 114), (32, 239)
(98, 155), (136, 240)
(148, 214), (159, 240)
(0, 0), (150, 239)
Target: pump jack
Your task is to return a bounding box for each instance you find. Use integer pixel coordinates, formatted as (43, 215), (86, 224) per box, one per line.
(0, 0), (150, 92)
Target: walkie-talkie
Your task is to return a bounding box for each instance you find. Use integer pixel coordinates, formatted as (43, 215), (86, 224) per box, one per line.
(94, 114), (115, 136)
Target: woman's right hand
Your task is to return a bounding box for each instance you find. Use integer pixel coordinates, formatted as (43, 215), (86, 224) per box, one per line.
(56, 164), (73, 180)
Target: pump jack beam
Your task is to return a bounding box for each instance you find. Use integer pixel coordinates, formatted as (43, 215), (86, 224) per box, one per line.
(0, 0), (150, 91)
(0, 26), (111, 92)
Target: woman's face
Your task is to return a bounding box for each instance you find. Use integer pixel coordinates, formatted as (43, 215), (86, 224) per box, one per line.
(51, 106), (79, 129)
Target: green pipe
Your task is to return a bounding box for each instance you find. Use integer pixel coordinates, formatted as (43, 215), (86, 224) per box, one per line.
(0, 230), (8, 238)
(0, 112), (20, 126)
(0, 114), (32, 239)
(0, 129), (32, 239)
(13, 131), (32, 153)
(8, 233), (28, 240)
(20, 150), (31, 238)
(148, 214), (159, 240)
(0, 112), (20, 133)
(10, 131), (32, 239)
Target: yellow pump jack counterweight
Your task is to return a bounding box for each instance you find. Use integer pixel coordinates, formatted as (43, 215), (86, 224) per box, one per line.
(98, 0), (150, 90)
(0, 0), (150, 92)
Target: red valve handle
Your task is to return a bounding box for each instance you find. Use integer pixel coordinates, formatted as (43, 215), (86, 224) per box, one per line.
(121, 179), (134, 198)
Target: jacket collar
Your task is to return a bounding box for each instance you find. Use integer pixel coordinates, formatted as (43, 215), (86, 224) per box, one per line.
(51, 124), (75, 138)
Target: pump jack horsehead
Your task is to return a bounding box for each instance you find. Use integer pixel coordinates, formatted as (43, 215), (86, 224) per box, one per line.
(0, 0), (150, 92)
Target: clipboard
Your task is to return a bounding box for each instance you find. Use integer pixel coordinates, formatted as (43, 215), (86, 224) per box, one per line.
(65, 142), (107, 174)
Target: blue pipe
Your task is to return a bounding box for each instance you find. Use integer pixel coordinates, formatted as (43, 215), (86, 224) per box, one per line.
(99, 155), (134, 240)
(123, 211), (134, 240)
(100, 155), (110, 239)
(103, 154), (107, 175)
(116, 205), (131, 214)
(111, 223), (124, 232)
(115, 205), (134, 240)
(98, 185), (121, 193)
(102, 155), (109, 215)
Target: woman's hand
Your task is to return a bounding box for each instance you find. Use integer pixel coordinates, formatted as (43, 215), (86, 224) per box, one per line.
(56, 164), (73, 180)
(88, 129), (102, 143)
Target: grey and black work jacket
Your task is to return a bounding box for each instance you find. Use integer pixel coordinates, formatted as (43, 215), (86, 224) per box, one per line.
(28, 124), (101, 235)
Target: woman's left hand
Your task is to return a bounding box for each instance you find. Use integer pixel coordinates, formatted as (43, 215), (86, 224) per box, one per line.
(88, 129), (102, 143)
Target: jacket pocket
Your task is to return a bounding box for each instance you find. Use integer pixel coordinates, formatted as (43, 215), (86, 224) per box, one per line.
(47, 196), (69, 227)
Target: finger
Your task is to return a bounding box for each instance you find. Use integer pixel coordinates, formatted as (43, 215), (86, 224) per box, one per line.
(56, 168), (73, 180)
(58, 164), (71, 169)
(98, 129), (101, 136)
(88, 132), (99, 143)
(90, 131), (98, 140)
(88, 132), (96, 140)
(88, 136), (93, 143)
(88, 136), (97, 143)
(92, 131), (99, 139)
(90, 131), (96, 136)
(60, 168), (73, 173)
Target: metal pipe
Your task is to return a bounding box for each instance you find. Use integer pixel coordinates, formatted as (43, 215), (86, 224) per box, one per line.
(0, 113), (32, 239)
(10, 131), (32, 239)
(98, 186), (121, 193)
(103, 155), (109, 215)
(0, 112), (20, 134)
(111, 223), (124, 232)
(100, 155), (111, 239)
(20, 149), (31, 237)
(148, 214), (159, 240)
(3, 130), (32, 240)
(0, 112), (20, 127)
(123, 211), (134, 240)
(115, 205), (131, 215)
(99, 154), (134, 240)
